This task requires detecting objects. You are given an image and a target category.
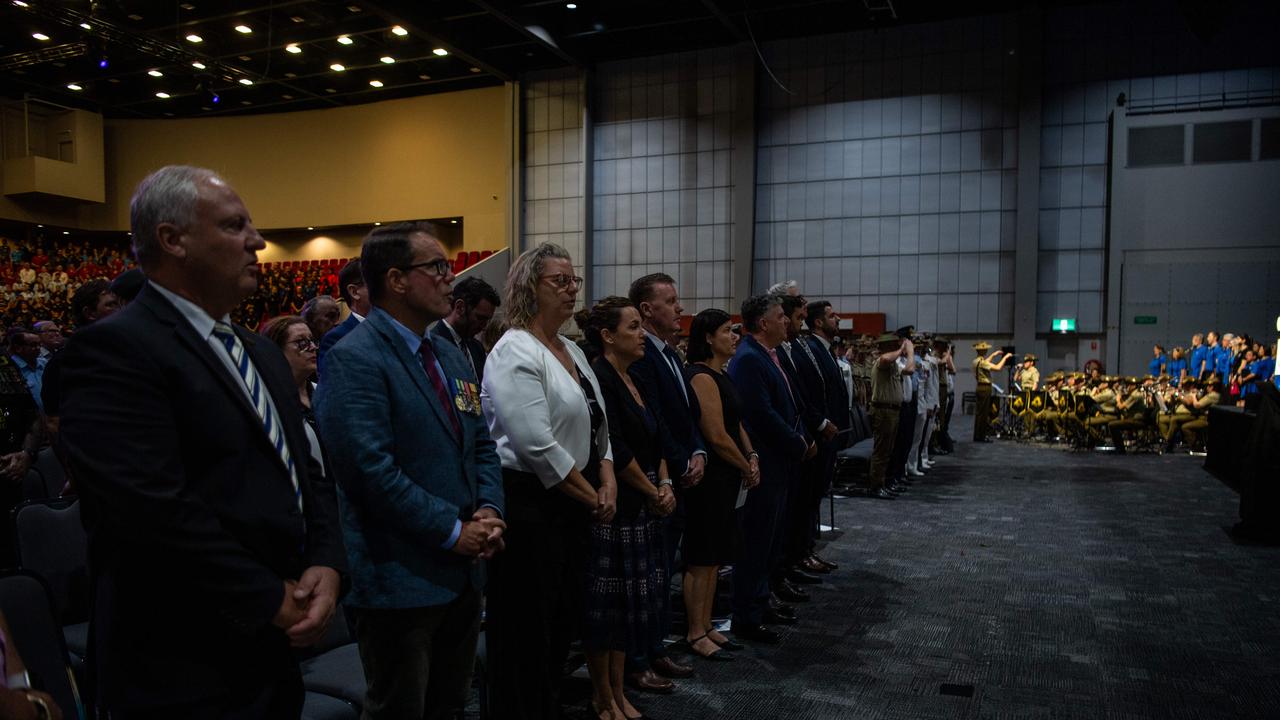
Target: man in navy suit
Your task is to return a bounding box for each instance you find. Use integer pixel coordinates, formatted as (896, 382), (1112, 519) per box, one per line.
(728, 294), (814, 645)
(430, 275), (499, 383)
(626, 272), (701, 688)
(61, 166), (346, 718)
(316, 258), (369, 378)
(316, 222), (505, 719)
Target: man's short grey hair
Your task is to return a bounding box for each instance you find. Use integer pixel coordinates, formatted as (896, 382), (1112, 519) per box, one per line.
(130, 165), (222, 267)
(767, 280), (799, 296)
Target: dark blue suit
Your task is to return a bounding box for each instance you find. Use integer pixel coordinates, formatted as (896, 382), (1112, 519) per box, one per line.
(728, 335), (807, 626)
(317, 312), (360, 378)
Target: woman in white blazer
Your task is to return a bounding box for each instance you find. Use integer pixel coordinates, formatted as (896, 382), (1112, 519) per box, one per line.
(481, 243), (620, 720)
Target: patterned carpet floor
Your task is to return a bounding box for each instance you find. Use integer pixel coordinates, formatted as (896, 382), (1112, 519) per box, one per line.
(616, 416), (1280, 720)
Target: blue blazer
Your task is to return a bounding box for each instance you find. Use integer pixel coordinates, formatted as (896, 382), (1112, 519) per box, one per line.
(317, 312), (360, 378)
(315, 308), (504, 609)
(727, 334), (807, 484)
(629, 334), (705, 478)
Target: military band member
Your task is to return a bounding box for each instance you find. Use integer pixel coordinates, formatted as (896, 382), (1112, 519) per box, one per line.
(972, 342), (1012, 442)
(1085, 376), (1118, 443)
(1177, 378), (1222, 450)
(1156, 377), (1194, 440)
(1106, 377), (1147, 453)
(1032, 371), (1064, 438)
(1161, 377), (1218, 452)
(1016, 354), (1040, 391)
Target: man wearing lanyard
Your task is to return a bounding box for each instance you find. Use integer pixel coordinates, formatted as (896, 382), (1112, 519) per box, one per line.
(431, 276), (500, 383)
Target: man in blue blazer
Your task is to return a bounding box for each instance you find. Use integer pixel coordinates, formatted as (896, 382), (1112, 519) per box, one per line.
(728, 294), (814, 645)
(316, 222), (505, 720)
(316, 258), (370, 378)
(626, 272), (702, 687)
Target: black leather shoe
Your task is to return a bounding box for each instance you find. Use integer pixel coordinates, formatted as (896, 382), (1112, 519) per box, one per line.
(733, 624), (781, 644)
(773, 583), (809, 603)
(810, 554), (838, 571)
(781, 580), (810, 598)
(768, 595), (796, 613)
(868, 487), (896, 500)
(786, 568), (822, 585)
(762, 608), (798, 625)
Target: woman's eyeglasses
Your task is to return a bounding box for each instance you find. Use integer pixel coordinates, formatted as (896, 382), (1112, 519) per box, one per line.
(290, 338), (318, 351)
(541, 273), (584, 289)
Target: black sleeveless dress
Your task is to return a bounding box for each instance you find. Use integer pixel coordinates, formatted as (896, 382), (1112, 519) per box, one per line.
(682, 364), (745, 566)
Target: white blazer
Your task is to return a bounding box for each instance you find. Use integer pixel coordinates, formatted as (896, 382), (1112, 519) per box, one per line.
(481, 328), (612, 489)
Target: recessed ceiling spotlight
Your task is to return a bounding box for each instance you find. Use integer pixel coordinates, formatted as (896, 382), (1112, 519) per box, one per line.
(566, 2), (577, 8)
(337, 35), (353, 45)
(155, 92), (170, 98)
(380, 55), (395, 64)
(369, 79), (383, 87)
(127, 13), (143, 20)
(31, 32), (50, 41)
(450, 219), (458, 224)
(164, 112), (174, 117)
(79, 22), (91, 30)
(241, 100), (252, 105)
(180, 3), (195, 9)
(234, 24), (252, 34)
(285, 43), (301, 54)
(329, 63), (345, 72)
(432, 48), (448, 56)
(391, 25), (408, 36)
(238, 78), (253, 85)
(62, 231), (70, 235)
(418, 74), (430, 80)
(14, 0), (30, 7)
(470, 67), (481, 73)
(347, 5), (362, 12)
(290, 15), (305, 23)
(325, 87), (336, 93)
(67, 83), (83, 91)
(374, 222), (381, 226)
(185, 33), (203, 43)
(107, 77), (120, 83)
(201, 106), (211, 110)
(282, 94), (293, 99)
(191, 61), (206, 69)
(148, 69), (163, 77)
(238, 55), (251, 61)
(307, 226), (314, 230)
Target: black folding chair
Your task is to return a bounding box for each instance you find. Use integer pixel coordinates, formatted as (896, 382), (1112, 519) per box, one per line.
(13, 498), (90, 673)
(0, 571), (84, 719)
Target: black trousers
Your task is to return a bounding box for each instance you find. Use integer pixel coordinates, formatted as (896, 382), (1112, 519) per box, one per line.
(732, 478), (788, 627)
(486, 470), (588, 720)
(783, 446), (834, 566)
(889, 400), (918, 480)
(105, 669), (302, 720)
(974, 384), (992, 441)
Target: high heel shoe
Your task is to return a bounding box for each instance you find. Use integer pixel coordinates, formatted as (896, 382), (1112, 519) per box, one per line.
(707, 632), (744, 651)
(687, 633), (735, 661)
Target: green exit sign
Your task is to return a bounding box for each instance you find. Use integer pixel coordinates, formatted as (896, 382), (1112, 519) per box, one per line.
(1052, 317), (1076, 332)
(1134, 315), (1158, 325)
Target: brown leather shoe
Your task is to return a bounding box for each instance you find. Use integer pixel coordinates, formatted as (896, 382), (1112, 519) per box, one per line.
(626, 669), (675, 694)
(651, 655), (695, 679)
(800, 556), (830, 574)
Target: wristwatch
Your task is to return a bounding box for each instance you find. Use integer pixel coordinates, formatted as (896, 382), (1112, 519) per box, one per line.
(658, 478), (673, 487)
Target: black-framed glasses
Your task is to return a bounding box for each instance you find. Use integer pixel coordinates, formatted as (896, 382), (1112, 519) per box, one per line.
(400, 258), (452, 278)
(290, 338), (318, 351)
(541, 273), (584, 289)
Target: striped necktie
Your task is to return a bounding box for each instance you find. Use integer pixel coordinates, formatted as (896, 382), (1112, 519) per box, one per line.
(212, 322), (303, 512)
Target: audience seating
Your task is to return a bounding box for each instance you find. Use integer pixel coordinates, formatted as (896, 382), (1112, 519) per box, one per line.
(0, 571), (84, 718)
(13, 497), (90, 672)
(299, 608), (367, 712)
(33, 447), (66, 497)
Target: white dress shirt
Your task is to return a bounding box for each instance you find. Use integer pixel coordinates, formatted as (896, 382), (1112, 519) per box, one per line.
(481, 328), (612, 489)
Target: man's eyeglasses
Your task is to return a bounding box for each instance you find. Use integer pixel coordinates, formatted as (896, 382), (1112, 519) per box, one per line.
(290, 338), (318, 351)
(400, 258), (452, 278)
(541, 273), (584, 289)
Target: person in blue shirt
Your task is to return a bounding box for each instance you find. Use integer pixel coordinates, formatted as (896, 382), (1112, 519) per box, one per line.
(1241, 347), (1274, 402)
(1213, 333), (1234, 382)
(1166, 347), (1189, 387)
(1148, 344), (1167, 378)
(1188, 333), (1209, 381)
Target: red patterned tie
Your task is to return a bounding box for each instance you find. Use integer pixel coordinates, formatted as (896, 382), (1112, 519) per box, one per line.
(418, 341), (462, 441)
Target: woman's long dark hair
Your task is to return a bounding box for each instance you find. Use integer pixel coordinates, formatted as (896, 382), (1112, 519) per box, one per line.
(686, 308), (731, 363)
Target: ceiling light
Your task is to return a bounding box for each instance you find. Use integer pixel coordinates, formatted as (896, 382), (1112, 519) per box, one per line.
(79, 23), (91, 30)
(185, 33), (202, 43)
(127, 13), (142, 20)
(347, 5), (362, 12)
(337, 35), (353, 45)
(369, 79), (383, 87)
(329, 63), (345, 72)
(238, 78), (253, 85)
(566, 2), (577, 7)
(391, 25), (408, 36)
(234, 24), (252, 34)
(374, 222), (381, 226)
(62, 231), (70, 235)
(241, 100), (251, 105)
(284, 72), (296, 78)
(307, 226), (314, 230)
(148, 69), (163, 77)
(14, 1), (30, 7)
(432, 47), (448, 56)
(67, 83), (82, 91)
(380, 55), (395, 64)
(191, 61), (206, 69)
(155, 92), (170, 98)
(290, 15), (304, 23)
(470, 67), (481, 73)
(238, 55), (251, 61)
(180, 3), (195, 9)
(418, 74), (430, 80)
(286, 43), (301, 54)
(282, 93), (293, 99)
(325, 88), (336, 93)
(450, 219), (458, 224)
(32, 32), (50, 41)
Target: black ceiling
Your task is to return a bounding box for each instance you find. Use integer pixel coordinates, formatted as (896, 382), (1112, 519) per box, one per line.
(0, 0), (1035, 119)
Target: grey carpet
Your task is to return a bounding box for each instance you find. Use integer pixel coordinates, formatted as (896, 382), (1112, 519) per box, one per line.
(623, 415), (1280, 719)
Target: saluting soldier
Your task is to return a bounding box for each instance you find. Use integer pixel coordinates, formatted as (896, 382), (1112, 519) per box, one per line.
(972, 341), (1012, 442)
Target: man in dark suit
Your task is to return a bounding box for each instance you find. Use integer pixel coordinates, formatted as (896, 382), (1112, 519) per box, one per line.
(727, 294), (814, 645)
(626, 273), (701, 689)
(317, 258), (370, 378)
(59, 165), (346, 718)
(316, 222), (505, 719)
(429, 275), (499, 382)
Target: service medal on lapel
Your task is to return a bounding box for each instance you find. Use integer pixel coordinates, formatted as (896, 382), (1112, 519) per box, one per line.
(454, 378), (482, 415)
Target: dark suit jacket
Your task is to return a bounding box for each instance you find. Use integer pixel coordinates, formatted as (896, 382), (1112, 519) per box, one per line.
(727, 335), (808, 484)
(594, 356), (666, 521)
(59, 283), (346, 711)
(316, 309), (504, 609)
(317, 312), (360, 378)
(789, 335), (853, 449)
(430, 319), (488, 382)
(629, 335), (704, 480)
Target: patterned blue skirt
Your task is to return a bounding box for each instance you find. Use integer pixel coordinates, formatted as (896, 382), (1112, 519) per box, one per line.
(583, 509), (668, 654)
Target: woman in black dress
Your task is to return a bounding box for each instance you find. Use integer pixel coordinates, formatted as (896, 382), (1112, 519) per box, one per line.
(579, 297), (675, 720)
(682, 309), (759, 661)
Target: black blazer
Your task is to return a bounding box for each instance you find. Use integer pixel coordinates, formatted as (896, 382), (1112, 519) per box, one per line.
(629, 335), (704, 480)
(594, 356), (665, 521)
(59, 283), (346, 711)
(430, 319), (488, 381)
(789, 335), (853, 449)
